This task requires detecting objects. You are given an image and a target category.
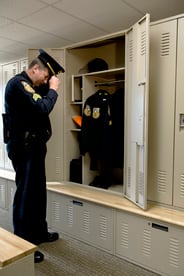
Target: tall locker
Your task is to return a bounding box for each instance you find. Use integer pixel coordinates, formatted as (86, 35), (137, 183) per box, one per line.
(2, 62), (19, 170)
(148, 19), (177, 205)
(64, 14), (150, 210)
(174, 17), (184, 208)
(124, 15), (149, 209)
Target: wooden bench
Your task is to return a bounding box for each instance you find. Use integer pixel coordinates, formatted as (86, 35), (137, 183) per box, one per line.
(0, 227), (37, 276)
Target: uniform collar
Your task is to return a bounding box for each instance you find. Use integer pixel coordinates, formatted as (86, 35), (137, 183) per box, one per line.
(21, 71), (33, 85)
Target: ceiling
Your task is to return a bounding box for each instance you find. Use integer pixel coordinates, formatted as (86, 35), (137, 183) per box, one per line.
(1, 0), (184, 65)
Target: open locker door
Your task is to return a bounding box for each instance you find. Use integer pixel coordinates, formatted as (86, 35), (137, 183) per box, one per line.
(124, 14), (150, 209)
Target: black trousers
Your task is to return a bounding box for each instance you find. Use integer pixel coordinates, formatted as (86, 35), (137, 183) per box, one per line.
(7, 140), (48, 244)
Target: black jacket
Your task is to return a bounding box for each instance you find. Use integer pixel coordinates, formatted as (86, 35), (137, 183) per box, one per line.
(80, 90), (112, 170)
(4, 71), (58, 147)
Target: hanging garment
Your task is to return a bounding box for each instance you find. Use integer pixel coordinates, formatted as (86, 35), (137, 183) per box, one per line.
(80, 90), (112, 171)
(110, 88), (124, 168)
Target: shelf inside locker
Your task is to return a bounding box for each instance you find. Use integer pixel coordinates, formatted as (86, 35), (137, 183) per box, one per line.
(73, 67), (125, 79)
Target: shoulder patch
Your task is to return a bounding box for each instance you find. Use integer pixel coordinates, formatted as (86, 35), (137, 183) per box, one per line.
(21, 81), (35, 94)
(33, 93), (42, 101)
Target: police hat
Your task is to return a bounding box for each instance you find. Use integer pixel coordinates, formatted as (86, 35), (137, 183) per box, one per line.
(38, 49), (65, 75)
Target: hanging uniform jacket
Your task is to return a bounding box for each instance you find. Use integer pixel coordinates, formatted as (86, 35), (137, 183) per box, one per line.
(80, 90), (112, 170)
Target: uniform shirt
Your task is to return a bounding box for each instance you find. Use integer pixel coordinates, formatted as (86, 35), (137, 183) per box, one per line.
(4, 71), (58, 142)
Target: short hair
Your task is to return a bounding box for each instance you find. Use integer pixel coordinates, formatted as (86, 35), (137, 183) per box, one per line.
(28, 58), (47, 70)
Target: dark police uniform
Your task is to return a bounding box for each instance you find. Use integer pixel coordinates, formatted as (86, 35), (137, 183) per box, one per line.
(3, 49), (64, 245)
(4, 71), (57, 244)
(80, 89), (113, 188)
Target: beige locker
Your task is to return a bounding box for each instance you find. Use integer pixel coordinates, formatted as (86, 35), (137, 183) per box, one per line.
(116, 210), (184, 276)
(148, 14), (184, 208)
(64, 14), (150, 210)
(48, 191), (114, 252)
(2, 62), (19, 171)
(148, 19), (177, 205)
(174, 17), (184, 208)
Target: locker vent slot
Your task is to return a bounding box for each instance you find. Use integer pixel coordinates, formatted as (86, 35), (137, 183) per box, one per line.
(52, 201), (60, 222)
(120, 222), (129, 248)
(138, 171), (144, 196)
(5, 71), (8, 83)
(99, 215), (108, 240)
(157, 170), (167, 193)
(143, 229), (151, 256)
(67, 205), (73, 227)
(10, 187), (15, 204)
(128, 39), (133, 62)
(128, 167), (131, 189)
(160, 32), (170, 56)
(179, 173), (184, 197)
(141, 31), (146, 56)
(169, 238), (179, 268)
(13, 68), (17, 76)
(56, 157), (61, 174)
(0, 184), (5, 204)
(83, 210), (90, 234)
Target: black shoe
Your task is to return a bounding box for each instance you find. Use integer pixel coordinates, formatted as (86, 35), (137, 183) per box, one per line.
(34, 251), (44, 263)
(43, 232), (59, 243)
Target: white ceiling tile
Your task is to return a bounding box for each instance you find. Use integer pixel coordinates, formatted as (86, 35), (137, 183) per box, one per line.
(54, 0), (142, 31)
(19, 6), (106, 39)
(0, 16), (12, 27)
(0, 0), (184, 64)
(0, 22), (44, 42)
(0, 0), (46, 20)
(122, 0), (184, 20)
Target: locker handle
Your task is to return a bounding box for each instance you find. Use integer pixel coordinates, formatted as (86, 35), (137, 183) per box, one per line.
(72, 200), (83, 206)
(152, 223), (168, 232)
(138, 81), (146, 86)
(179, 114), (184, 128)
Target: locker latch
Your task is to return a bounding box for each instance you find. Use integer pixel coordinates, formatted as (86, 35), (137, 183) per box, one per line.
(179, 114), (184, 128)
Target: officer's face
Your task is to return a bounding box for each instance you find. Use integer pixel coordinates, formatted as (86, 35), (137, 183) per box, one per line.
(33, 65), (50, 86)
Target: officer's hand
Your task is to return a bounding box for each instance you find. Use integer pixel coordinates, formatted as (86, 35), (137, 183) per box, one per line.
(49, 76), (60, 91)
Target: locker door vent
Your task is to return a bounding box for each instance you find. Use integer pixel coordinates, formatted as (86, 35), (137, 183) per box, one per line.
(0, 184), (5, 206)
(99, 215), (108, 240)
(10, 186), (15, 204)
(55, 157), (62, 174)
(169, 238), (179, 268)
(52, 201), (61, 222)
(138, 171), (144, 196)
(157, 170), (167, 193)
(67, 205), (73, 227)
(143, 229), (151, 256)
(160, 32), (170, 56)
(128, 39), (133, 62)
(83, 210), (90, 234)
(141, 31), (146, 56)
(120, 222), (129, 248)
(128, 166), (131, 189)
(179, 173), (184, 197)
(13, 68), (17, 77)
(4, 71), (8, 83)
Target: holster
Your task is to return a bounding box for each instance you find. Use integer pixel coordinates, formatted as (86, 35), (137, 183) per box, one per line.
(2, 113), (10, 144)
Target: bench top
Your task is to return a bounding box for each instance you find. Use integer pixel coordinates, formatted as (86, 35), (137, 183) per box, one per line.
(0, 227), (37, 267)
(47, 182), (184, 228)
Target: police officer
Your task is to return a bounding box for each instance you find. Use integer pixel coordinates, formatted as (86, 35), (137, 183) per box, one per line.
(4, 49), (64, 263)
